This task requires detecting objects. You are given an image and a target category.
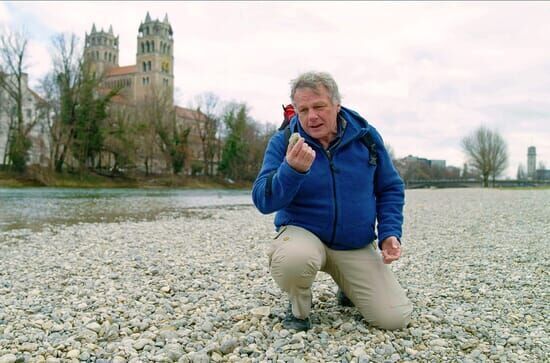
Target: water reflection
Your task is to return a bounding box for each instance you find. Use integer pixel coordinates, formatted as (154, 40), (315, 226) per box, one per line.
(0, 188), (252, 232)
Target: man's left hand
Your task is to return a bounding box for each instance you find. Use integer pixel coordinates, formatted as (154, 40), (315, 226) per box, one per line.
(380, 236), (401, 264)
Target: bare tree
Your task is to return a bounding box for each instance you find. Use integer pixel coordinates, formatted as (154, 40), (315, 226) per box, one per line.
(140, 86), (190, 175)
(0, 28), (36, 171)
(461, 126), (508, 187)
(192, 92), (220, 176)
(516, 163), (526, 180)
(47, 33), (119, 173)
(385, 143), (396, 162)
(134, 103), (157, 176)
(48, 33), (82, 172)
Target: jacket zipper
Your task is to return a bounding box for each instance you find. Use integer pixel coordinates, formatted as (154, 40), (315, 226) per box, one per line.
(325, 149), (338, 246)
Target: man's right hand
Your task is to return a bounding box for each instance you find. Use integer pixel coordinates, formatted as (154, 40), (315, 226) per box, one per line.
(286, 137), (316, 173)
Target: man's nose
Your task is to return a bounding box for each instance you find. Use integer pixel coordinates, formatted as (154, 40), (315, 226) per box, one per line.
(308, 110), (319, 122)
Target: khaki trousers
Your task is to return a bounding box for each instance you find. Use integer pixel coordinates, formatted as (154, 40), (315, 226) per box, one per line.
(267, 225), (413, 330)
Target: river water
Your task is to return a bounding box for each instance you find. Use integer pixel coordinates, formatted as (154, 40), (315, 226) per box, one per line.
(0, 188), (253, 232)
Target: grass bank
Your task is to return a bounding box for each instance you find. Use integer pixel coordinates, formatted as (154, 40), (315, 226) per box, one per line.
(0, 168), (251, 189)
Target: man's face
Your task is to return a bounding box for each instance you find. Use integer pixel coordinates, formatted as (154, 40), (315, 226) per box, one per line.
(293, 86), (340, 146)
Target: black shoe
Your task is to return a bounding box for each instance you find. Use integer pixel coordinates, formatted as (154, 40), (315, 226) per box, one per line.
(282, 304), (311, 331)
(337, 289), (355, 307)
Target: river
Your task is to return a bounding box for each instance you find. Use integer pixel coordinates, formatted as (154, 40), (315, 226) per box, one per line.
(0, 188), (253, 232)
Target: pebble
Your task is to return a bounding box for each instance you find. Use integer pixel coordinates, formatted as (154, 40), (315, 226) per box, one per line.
(66, 350), (79, 359)
(0, 189), (547, 362)
(220, 337), (239, 355)
(0, 355), (16, 363)
(250, 306), (270, 317)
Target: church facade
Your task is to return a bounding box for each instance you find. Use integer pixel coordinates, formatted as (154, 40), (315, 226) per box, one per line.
(84, 12), (175, 106)
(84, 12), (214, 175)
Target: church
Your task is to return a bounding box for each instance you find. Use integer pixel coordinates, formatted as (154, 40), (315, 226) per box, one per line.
(1, 12), (213, 175)
(84, 12), (175, 105)
(83, 12), (214, 175)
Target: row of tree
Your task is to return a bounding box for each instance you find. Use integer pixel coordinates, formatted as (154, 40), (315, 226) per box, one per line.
(0, 29), (277, 181)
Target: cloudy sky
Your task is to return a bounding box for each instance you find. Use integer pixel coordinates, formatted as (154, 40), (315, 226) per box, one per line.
(1, 1), (549, 177)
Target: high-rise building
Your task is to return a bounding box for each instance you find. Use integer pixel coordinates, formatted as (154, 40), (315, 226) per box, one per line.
(527, 146), (536, 179)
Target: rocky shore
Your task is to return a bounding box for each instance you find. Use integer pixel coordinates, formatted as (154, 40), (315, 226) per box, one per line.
(0, 189), (548, 362)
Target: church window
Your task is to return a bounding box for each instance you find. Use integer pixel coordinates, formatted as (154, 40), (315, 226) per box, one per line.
(146, 41), (150, 53)
(148, 61), (152, 71)
(151, 41), (155, 52)
(108, 53), (112, 62)
(104, 52), (107, 60)
(113, 55), (116, 63)
(91, 38), (95, 45)
(145, 27), (150, 35)
(143, 62), (147, 72)
(96, 51), (99, 60)
(141, 42), (145, 53)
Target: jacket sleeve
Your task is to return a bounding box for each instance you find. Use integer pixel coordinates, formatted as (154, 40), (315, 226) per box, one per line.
(371, 128), (405, 249)
(252, 131), (309, 214)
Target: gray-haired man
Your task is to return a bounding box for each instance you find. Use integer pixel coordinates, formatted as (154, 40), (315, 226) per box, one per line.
(253, 71), (412, 331)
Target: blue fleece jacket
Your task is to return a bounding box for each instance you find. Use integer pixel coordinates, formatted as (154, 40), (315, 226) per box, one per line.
(252, 107), (404, 250)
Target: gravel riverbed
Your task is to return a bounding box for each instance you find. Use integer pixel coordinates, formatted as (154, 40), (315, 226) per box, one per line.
(0, 189), (548, 362)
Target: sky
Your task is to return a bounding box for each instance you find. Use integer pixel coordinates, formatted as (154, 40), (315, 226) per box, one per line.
(1, 1), (549, 177)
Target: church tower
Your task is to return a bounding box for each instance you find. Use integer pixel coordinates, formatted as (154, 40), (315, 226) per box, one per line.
(84, 24), (119, 76)
(135, 12), (174, 104)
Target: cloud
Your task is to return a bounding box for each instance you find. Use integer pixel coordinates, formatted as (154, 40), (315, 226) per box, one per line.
(3, 1), (550, 177)
(0, 2), (9, 25)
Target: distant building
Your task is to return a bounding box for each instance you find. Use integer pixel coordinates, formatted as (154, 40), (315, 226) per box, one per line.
(84, 12), (174, 105)
(394, 154), (453, 181)
(527, 146), (536, 179)
(536, 169), (550, 180)
(430, 159), (446, 169)
(401, 155), (431, 167)
(0, 73), (49, 167)
(85, 12), (217, 175)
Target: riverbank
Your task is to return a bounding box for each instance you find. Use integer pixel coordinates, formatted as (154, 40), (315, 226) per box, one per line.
(0, 170), (252, 189)
(0, 189), (548, 362)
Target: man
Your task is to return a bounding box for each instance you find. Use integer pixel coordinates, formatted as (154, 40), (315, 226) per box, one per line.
(252, 71), (412, 331)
